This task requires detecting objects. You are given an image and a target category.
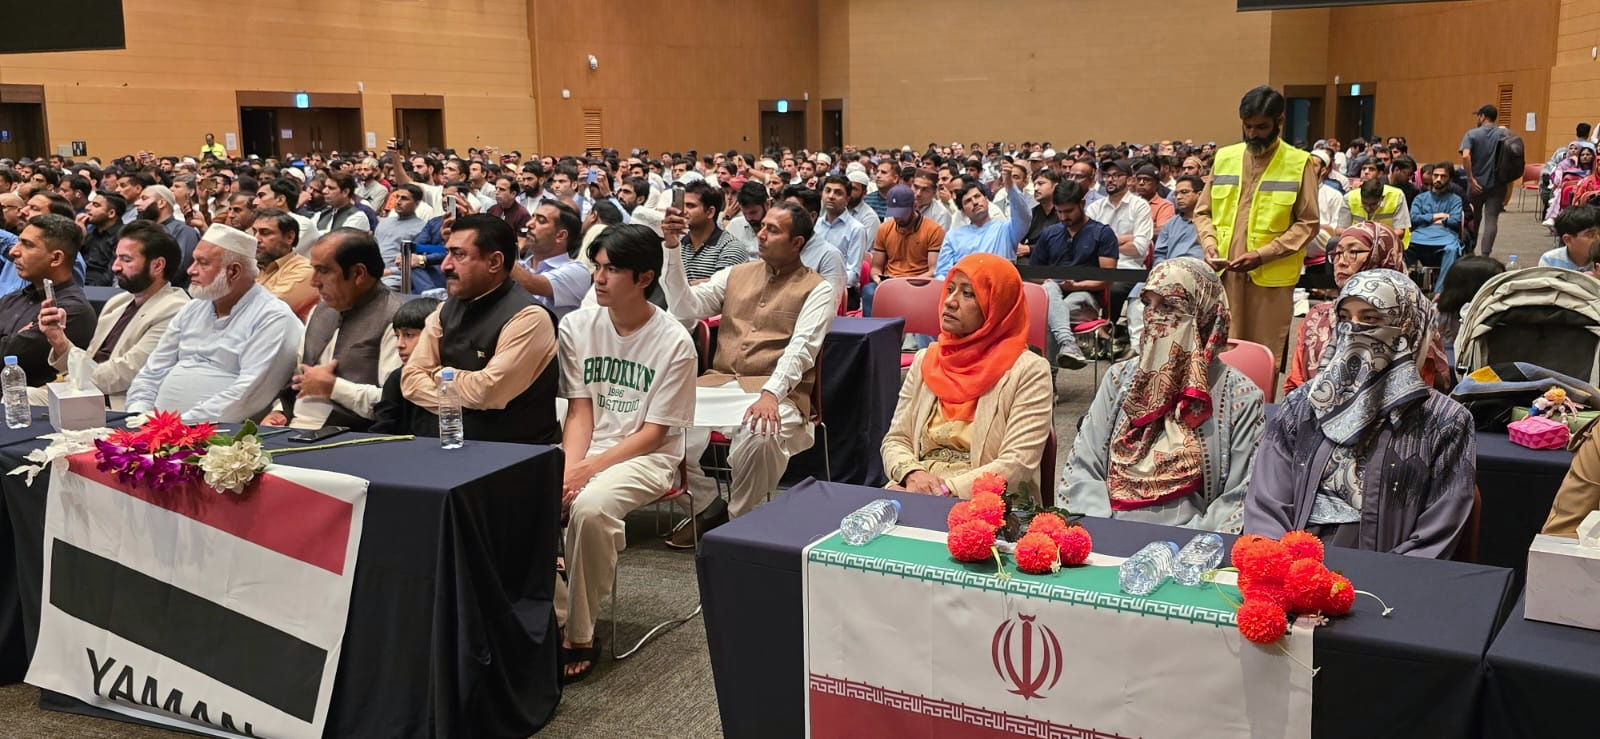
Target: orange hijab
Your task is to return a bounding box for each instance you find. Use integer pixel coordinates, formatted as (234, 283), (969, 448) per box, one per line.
(920, 253), (1030, 422)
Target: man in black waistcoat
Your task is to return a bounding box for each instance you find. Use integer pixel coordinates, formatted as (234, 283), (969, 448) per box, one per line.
(400, 214), (560, 444)
(264, 229), (407, 431)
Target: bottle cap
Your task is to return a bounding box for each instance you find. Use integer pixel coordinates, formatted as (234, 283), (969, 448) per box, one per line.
(441, 368), (455, 381)
(2, 356), (15, 365)
(889, 499), (902, 514)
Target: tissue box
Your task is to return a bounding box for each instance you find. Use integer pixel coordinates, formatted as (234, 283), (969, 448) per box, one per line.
(1526, 533), (1600, 631)
(46, 382), (104, 432)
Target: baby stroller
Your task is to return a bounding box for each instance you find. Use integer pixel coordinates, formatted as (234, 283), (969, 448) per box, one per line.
(1455, 266), (1600, 386)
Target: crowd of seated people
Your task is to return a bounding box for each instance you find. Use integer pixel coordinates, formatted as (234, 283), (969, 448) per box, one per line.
(9, 100), (1600, 683)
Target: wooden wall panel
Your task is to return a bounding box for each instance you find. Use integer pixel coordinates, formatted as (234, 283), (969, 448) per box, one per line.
(1326, 0), (1559, 162)
(529, 0), (818, 156)
(1548, 0), (1600, 154)
(0, 0), (537, 157)
(841, 0), (1275, 148)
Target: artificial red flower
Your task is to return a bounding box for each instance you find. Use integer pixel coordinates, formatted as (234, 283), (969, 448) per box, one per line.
(1241, 581), (1290, 611)
(136, 410), (190, 448)
(1231, 535), (1292, 583)
(968, 492), (1006, 529)
(1321, 573), (1356, 615)
(1284, 559), (1335, 613)
(970, 472), (1007, 498)
(1279, 530), (1325, 563)
(1027, 512), (1068, 538)
(947, 501), (976, 530)
(1236, 599), (1289, 644)
(1015, 532), (1061, 575)
(947, 520), (997, 562)
(1056, 525), (1093, 566)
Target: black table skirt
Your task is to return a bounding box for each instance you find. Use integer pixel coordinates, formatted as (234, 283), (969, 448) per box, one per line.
(698, 480), (1515, 739)
(781, 316), (903, 487)
(1483, 593), (1600, 737)
(0, 429), (565, 738)
(1473, 433), (1573, 583)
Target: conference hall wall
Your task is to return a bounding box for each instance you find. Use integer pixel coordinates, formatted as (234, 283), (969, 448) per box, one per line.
(0, 0), (537, 159)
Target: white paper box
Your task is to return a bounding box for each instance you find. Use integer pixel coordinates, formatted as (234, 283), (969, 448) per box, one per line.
(1526, 533), (1600, 631)
(45, 382), (104, 432)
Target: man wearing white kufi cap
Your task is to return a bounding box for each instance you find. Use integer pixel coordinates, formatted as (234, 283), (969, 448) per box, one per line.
(125, 223), (302, 423)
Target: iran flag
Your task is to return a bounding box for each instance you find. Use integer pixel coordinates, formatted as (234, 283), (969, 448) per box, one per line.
(26, 453), (368, 739)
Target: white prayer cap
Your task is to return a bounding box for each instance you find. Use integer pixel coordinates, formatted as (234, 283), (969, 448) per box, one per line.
(845, 161), (867, 175)
(759, 159), (779, 171)
(201, 223), (258, 260)
(815, 152), (832, 165)
(847, 171), (870, 187)
(630, 206), (664, 238)
(143, 184), (178, 213)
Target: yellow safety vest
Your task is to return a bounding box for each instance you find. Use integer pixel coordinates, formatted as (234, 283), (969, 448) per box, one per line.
(1209, 142), (1311, 287)
(1346, 185), (1411, 246)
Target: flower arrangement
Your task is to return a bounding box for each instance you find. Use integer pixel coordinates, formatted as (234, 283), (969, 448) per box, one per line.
(94, 412), (268, 495)
(1224, 531), (1386, 647)
(945, 472), (1093, 575)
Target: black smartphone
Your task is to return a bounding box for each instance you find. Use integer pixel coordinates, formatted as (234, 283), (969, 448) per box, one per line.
(288, 425), (348, 443)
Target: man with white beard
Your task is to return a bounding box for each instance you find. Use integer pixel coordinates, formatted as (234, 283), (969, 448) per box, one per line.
(125, 223), (302, 423)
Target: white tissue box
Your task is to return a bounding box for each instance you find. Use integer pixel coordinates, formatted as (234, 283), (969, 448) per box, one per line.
(1526, 533), (1600, 631)
(46, 382), (104, 432)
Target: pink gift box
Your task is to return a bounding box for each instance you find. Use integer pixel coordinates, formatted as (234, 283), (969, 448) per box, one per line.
(1509, 415), (1572, 450)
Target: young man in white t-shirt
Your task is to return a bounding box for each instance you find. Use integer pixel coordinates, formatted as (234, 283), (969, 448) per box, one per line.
(554, 223), (698, 683)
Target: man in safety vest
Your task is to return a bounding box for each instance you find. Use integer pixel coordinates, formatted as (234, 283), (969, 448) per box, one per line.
(1194, 85), (1320, 369)
(1348, 176), (1411, 245)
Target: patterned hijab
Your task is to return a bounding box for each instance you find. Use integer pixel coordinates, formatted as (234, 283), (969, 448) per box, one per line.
(1306, 269), (1434, 446)
(1107, 257), (1230, 510)
(921, 253), (1030, 422)
(1297, 222), (1407, 373)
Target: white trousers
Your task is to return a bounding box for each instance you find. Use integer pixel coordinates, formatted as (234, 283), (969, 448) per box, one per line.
(554, 450), (679, 645)
(685, 398), (813, 518)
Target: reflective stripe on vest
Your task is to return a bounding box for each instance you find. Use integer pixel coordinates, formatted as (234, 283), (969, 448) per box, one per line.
(1208, 142), (1311, 287)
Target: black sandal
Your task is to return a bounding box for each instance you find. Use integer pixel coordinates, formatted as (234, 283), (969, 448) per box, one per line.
(562, 639), (601, 684)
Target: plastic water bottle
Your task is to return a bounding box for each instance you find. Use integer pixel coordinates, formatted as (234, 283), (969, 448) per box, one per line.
(2, 356), (27, 430)
(839, 499), (901, 545)
(1505, 254), (1519, 270)
(1172, 533), (1226, 586)
(437, 368), (464, 449)
(1119, 541), (1180, 596)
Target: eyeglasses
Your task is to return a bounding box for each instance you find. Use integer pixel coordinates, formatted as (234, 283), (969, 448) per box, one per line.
(1331, 248), (1373, 262)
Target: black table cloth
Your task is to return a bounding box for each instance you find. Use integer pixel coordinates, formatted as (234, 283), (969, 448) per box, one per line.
(698, 480), (1515, 739)
(1474, 432), (1573, 581)
(781, 316), (903, 487)
(1483, 593), (1600, 737)
(0, 429), (564, 738)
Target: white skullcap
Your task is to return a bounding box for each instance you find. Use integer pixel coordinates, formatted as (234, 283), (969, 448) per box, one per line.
(201, 223), (257, 260)
(630, 206), (665, 238)
(759, 159), (779, 171)
(846, 171), (870, 187)
(143, 184), (178, 213)
(1311, 149), (1332, 167)
(816, 152), (832, 165)
(845, 161), (867, 175)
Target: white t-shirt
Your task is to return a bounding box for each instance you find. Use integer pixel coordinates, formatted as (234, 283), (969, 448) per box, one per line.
(558, 304), (698, 458)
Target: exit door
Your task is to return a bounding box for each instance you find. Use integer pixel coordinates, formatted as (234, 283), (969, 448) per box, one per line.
(0, 103), (47, 161)
(1336, 93), (1375, 147)
(760, 111), (806, 153)
(394, 109), (444, 152)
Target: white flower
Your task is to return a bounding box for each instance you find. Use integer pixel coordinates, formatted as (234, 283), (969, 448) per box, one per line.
(199, 435), (270, 495)
(6, 427), (113, 485)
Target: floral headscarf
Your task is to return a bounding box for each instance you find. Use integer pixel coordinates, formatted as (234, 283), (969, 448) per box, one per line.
(1107, 257), (1230, 510)
(1296, 222), (1407, 375)
(1306, 269), (1434, 447)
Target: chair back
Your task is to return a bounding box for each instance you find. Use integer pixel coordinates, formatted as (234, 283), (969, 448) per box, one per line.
(1039, 427), (1057, 508)
(872, 278), (944, 337)
(1219, 338), (1277, 403)
(1019, 282), (1050, 352)
(1521, 162), (1543, 188)
(691, 319), (713, 374)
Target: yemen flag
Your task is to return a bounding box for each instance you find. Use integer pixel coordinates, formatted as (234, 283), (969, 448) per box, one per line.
(26, 453), (368, 739)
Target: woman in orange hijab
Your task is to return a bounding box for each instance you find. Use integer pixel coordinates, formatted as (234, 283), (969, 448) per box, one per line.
(881, 253), (1054, 499)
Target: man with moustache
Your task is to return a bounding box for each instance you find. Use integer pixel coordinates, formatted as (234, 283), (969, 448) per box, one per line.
(251, 208), (317, 311)
(132, 184), (200, 285)
(33, 220), (189, 408)
(125, 224), (302, 423)
(0, 214), (97, 386)
(77, 191), (126, 286)
(1195, 85), (1319, 369)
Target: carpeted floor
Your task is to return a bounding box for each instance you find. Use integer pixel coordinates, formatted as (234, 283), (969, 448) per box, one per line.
(0, 203), (1555, 737)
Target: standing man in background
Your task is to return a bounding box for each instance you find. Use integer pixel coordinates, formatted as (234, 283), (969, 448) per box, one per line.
(1462, 103), (1509, 255)
(1195, 85), (1319, 369)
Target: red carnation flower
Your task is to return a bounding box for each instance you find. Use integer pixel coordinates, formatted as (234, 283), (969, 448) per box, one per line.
(1321, 573), (1356, 615)
(1236, 599), (1289, 644)
(970, 472), (1007, 498)
(968, 492), (1006, 529)
(1284, 559), (1335, 613)
(1241, 581), (1290, 611)
(1279, 530), (1325, 562)
(947, 520), (997, 562)
(947, 501), (976, 530)
(1056, 525), (1093, 566)
(1028, 512), (1068, 537)
(1015, 532), (1061, 575)
(1231, 535), (1292, 583)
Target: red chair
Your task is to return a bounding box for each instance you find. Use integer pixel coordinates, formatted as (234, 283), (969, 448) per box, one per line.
(871, 278), (943, 368)
(1018, 282), (1050, 352)
(1219, 338), (1276, 403)
(1519, 162), (1542, 210)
